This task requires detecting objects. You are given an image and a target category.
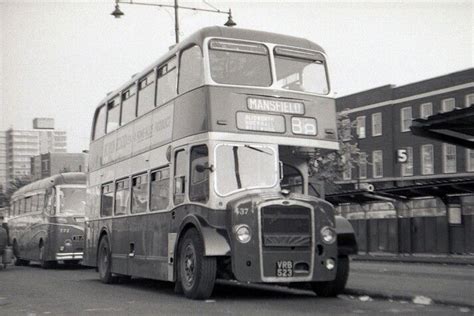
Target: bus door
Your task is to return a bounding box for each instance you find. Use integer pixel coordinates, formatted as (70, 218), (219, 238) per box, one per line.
(103, 182), (128, 275)
(127, 173), (150, 278)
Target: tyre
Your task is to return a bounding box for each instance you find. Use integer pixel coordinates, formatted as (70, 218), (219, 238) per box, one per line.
(97, 236), (118, 284)
(13, 241), (29, 266)
(39, 243), (55, 269)
(178, 228), (216, 300)
(311, 256), (349, 297)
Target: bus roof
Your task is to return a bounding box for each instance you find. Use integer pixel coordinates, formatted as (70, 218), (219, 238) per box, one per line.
(11, 173), (86, 199)
(95, 26), (325, 109)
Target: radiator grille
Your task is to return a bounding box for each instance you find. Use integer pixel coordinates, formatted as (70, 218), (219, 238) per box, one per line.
(261, 205), (311, 247)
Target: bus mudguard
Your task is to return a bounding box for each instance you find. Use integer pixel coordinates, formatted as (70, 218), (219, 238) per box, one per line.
(176, 214), (231, 257)
(335, 216), (358, 256)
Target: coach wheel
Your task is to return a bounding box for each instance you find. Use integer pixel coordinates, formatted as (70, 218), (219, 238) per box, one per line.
(13, 241), (29, 266)
(311, 256), (349, 297)
(39, 242), (55, 269)
(178, 228), (216, 300)
(98, 236), (118, 284)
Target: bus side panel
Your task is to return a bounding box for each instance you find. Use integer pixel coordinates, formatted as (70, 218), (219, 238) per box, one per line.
(145, 212), (172, 281)
(172, 87), (208, 140)
(83, 219), (100, 267)
(111, 217), (128, 275)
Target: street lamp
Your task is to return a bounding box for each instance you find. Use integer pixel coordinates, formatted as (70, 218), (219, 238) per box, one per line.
(111, 0), (237, 44)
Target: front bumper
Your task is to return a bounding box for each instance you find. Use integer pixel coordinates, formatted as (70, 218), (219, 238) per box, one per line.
(55, 252), (83, 261)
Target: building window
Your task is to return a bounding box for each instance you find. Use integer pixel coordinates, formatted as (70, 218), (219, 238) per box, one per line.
(341, 118), (351, 141)
(400, 107), (412, 132)
(420, 102), (433, 119)
(466, 94), (474, 108)
(442, 98), (455, 113)
(131, 174), (148, 214)
(443, 143), (457, 173)
(421, 144), (434, 175)
(150, 167), (170, 211)
(356, 116), (366, 139)
(358, 152), (367, 179)
(372, 150), (383, 178)
(371, 113), (382, 136)
(466, 149), (474, 172)
(342, 154), (352, 180)
(401, 147), (413, 176)
(115, 178), (130, 216)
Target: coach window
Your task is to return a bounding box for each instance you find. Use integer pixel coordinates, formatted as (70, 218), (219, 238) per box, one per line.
(157, 57), (177, 106)
(190, 145), (209, 203)
(94, 105), (106, 140)
(25, 196), (32, 214)
(37, 193), (45, 213)
(121, 84), (137, 125)
(137, 71), (156, 116)
(131, 174), (148, 214)
(18, 199), (25, 214)
(106, 95), (121, 133)
(45, 188), (55, 215)
(115, 179), (130, 216)
(150, 168), (170, 211)
(101, 183), (114, 217)
(174, 149), (187, 205)
(31, 194), (39, 213)
(179, 46), (203, 94)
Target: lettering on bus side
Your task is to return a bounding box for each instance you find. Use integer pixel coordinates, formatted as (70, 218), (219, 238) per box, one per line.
(247, 97), (305, 115)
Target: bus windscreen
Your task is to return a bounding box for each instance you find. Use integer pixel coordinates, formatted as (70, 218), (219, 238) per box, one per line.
(274, 53), (329, 95)
(209, 40), (272, 87)
(58, 187), (86, 215)
(215, 144), (277, 196)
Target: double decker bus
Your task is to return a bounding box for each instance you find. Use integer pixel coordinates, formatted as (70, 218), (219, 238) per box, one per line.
(84, 26), (357, 299)
(8, 173), (86, 268)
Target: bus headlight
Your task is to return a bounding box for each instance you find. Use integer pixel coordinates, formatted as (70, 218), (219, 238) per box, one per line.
(64, 239), (73, 247)
(234, 225), (251, 244)
(325, 258), (335, 270)
(320, 226), (336, 244)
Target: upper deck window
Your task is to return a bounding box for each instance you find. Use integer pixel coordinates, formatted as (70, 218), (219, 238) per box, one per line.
(121, 84), (137, 125)
(157, 58), (177, 106)
(178, 45), (204, 94)
(274, 46), (329, 95)
(93, 105), (106, 140)
(209, 39), (272, 87)
(106, 95), (121, 133)
(137, 71), (156, 116)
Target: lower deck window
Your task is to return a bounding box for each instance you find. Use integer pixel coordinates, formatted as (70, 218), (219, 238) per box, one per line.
(132, 174), (148, 214)
(150, 168), (170, 211)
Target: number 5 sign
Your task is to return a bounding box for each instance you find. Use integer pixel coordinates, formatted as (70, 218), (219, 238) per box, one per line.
(397, 149), (408, 163)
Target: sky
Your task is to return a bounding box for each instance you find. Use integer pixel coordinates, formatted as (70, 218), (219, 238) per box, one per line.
(0, 0), (472, 152)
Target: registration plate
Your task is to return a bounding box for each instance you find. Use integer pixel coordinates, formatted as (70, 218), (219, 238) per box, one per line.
(276, 260), (293, 277)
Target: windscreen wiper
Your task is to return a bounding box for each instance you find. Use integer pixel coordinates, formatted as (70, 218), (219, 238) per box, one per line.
(244, 144), (272, 155)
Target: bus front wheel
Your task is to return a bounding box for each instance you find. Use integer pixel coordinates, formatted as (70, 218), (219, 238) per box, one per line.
(310, 256), (349, 297)
(39, 242), (55, 269)
(178, 228), (216, 300)
(98, 236), (118, 284)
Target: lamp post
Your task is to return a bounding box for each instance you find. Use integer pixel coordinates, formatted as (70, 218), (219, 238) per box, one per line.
(111, 0), (236, 44)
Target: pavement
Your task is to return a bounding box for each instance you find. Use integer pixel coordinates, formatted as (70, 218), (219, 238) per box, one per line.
(346, 260), (474, 308)
(353, 252), (474, 265)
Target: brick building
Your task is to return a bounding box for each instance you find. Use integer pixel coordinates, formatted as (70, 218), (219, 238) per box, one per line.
(332, 68), (474, 254)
